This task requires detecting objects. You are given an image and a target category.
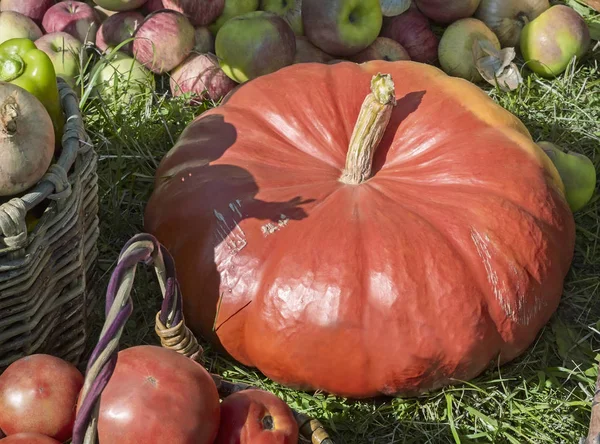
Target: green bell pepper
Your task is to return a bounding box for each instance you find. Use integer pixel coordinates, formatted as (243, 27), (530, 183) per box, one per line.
(0, 38), (64, 143)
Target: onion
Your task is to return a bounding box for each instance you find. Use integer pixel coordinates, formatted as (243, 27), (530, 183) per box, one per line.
(380, 7), (439, 64)
(0, 83), (54, 197)
(474, 0), (550, 47)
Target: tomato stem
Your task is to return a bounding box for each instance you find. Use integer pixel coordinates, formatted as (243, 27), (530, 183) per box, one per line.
(339, 73), (396, 185)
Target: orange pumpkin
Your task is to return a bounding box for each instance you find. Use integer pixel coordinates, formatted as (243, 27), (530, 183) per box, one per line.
(145, 61), (575, 397)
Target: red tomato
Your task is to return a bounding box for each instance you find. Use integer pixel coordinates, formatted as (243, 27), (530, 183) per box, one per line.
(0, 354), (83, 441)
(0, 432), (61, 443)
(92, 345), (220, 444)
(215, 389), (299, 444)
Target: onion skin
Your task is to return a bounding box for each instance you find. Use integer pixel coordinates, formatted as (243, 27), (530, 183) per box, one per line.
(380, 7), (439, 64)
(475, 0), (550, 47)
(0, 83), (54, 197)
(415, 0), (481, 24)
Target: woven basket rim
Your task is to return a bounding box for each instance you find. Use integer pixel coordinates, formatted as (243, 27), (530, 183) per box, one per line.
(0, 78), (91, 252)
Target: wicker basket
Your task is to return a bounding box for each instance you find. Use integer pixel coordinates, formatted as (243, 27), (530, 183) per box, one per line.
(0, 79), (99, 371)
(72, 233), (333, 444)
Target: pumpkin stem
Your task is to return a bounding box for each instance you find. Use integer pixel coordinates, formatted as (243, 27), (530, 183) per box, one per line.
(0, 97), (19, 136)
(339, 73), (396, 185)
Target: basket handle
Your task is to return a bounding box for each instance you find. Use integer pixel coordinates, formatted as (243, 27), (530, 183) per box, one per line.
(72, 233), (333, 444)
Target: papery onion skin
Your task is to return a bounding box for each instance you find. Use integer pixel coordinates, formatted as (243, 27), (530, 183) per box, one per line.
(474, 0), (550, 47)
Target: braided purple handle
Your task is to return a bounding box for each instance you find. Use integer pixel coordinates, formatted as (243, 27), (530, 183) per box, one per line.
(71, 233), (334, 444)
(72, 233), (183, 444)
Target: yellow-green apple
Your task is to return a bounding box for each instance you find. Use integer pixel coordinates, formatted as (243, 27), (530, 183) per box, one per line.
(170, 52), (237, 103)
(215, 10), (295, 83)
(42, 1), (100, 45)
(194, 26), (214, 53)
(538, 141), (596, 212)
(162, 0), (225, 26)
(415, 0), (480, 24)
(92, 5), (118, 21)
(92, 0), (148, 11)
(35, 32), (83, 90)
(379, 0), (411, 17)
(350, 36), (410, 63)
(0, 0), (54, 26)
(474, 0), (550, 47)
(260, 0), (303, 35)
(96, 11), (143, 54)
(381, 7), (438, 63)
(132, 10), (195, 73)
(293, 36), (332, 63)
(92, 50), (155, 104)
(520, 5), (591, 78)
(214, 389), (299, 444)
(302, 0), (382, 57)
(438, 17), (499, 81)
(209, 0), (259, 34)
(0, 11), (42, 44)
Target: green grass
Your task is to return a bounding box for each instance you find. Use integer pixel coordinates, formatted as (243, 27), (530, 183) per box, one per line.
(82, 7), (600, 444)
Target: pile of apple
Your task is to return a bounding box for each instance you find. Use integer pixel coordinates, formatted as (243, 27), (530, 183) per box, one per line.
(0, 350), (300, 444)
(0, 0), (594, 105)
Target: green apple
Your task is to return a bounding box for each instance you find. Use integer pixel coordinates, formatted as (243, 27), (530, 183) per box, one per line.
(539, 141), (596, 212)
(209, 0), (259, 34)
(92, 0), (147, 11)
(438, 18), (500, 82)
(260, 0), (303, 35)
(91, 51), (155, 105)
(215, 10), (295, 83)
(302, 0), (382, 57)
(35, 31), (84, 91)
(520, 5), (591, 79)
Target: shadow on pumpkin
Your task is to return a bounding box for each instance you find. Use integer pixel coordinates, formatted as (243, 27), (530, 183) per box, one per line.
(150, 114), (315, 350)
(372, 90), (426, 176)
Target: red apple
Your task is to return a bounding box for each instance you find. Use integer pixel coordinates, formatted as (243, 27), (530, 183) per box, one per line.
(193, 26), (214, 53)
(215, 389), (299, 444)
(0, 433), (61, 444)
(381, 7), (439, 64)
(170, 52), (237, 103)
(415, 0), (481, 24)
(0, 0), (55, 26)
(293, 35), (332, 63)
(162, 0), (225, 26)
(141, 0), (164, 14)
(42, 1), (100, 44)
(0, 11), (43, 44)
(350, 36), (410, 63)
(96, 10), (143, 54)
(132, 9), (195, 73)
(0, 354), (84, 442)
